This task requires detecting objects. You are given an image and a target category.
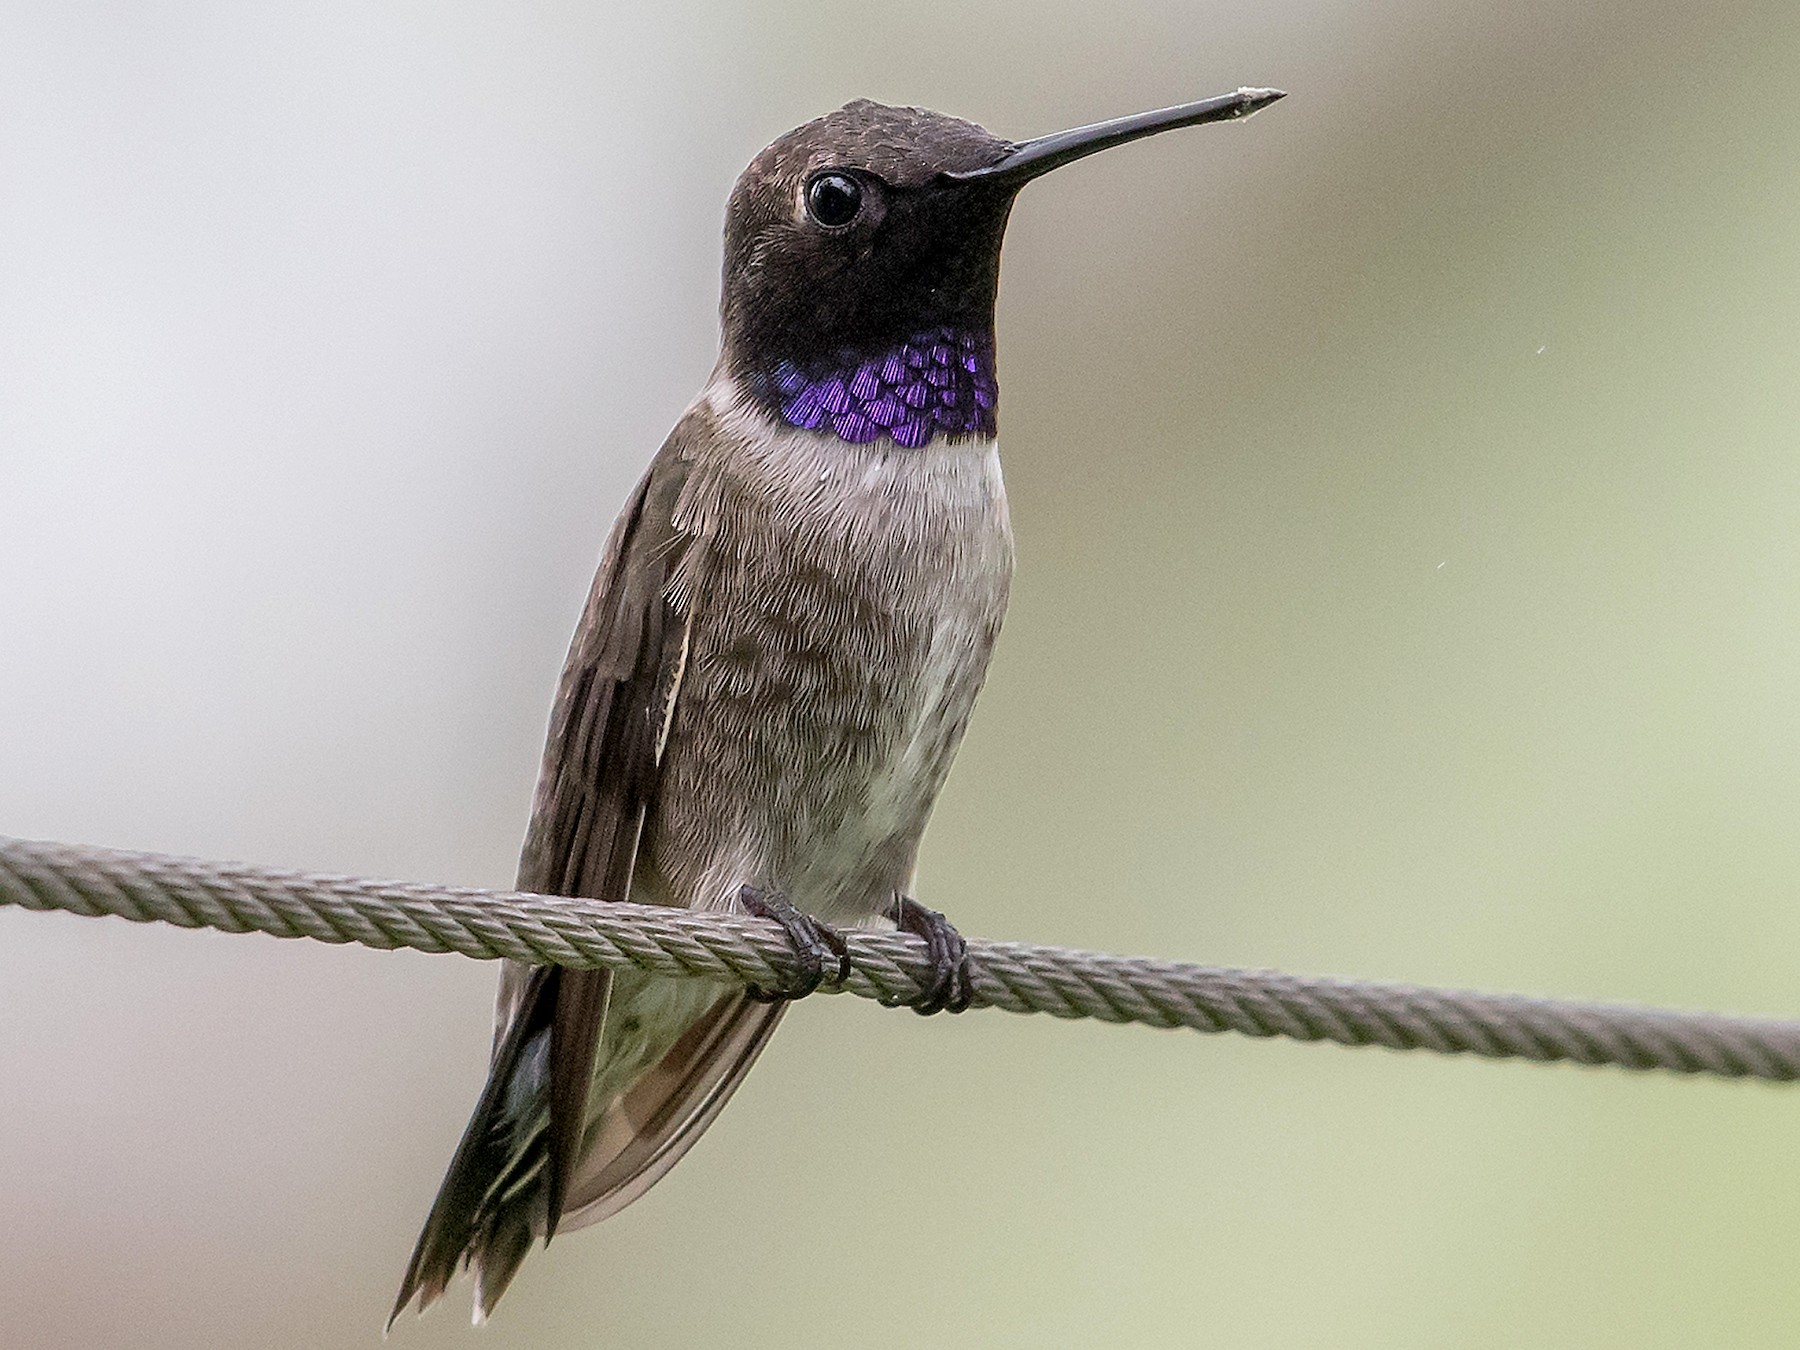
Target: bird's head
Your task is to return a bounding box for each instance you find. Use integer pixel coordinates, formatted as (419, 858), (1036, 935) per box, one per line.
(717, 89), (1284, 448)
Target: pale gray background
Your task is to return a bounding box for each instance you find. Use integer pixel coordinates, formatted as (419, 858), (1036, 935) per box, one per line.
(4, 2), (1799, 1346)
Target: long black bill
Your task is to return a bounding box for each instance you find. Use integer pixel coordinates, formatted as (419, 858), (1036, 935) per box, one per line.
(942, 87), (1285, 188)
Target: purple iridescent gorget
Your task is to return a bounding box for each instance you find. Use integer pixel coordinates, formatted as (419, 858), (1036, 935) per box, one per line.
(750, 325), (997, 450)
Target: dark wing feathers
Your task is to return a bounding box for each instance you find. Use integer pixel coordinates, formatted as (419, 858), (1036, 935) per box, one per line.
(392, 450), (695, 1323)
(558, 991), (787, 1229)
(536, 456), (695, 1232)
(542, 965), (610, 1235)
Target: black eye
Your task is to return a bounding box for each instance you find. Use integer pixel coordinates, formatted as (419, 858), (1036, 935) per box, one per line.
(805, 172), (863, 228)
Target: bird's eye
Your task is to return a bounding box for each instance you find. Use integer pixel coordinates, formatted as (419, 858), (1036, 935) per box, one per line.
(804, 172), (863, 228)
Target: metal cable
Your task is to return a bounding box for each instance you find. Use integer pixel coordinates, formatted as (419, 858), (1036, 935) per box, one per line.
(3, 834), (1796, 1083)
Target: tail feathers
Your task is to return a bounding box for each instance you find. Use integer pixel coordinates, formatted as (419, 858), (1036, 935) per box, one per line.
(390, 977), (786, 1326)
(388, 967), (563, 1328)
(469, 1206), (536, 1324)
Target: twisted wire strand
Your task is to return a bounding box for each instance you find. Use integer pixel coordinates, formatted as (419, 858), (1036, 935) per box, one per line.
(4, 834), (1796, 1084)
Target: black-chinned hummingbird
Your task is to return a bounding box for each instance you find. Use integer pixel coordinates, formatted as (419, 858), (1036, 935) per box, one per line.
(391, 85), (1284, 1324)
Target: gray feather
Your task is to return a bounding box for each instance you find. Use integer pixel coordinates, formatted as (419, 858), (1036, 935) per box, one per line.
(393, 383), (1011, 1322)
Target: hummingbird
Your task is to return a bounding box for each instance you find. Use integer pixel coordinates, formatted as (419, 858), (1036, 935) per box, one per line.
(391, 85), (1284, 1325)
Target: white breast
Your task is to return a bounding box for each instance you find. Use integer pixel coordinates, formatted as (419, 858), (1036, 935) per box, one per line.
(682, 381), (1015, 918)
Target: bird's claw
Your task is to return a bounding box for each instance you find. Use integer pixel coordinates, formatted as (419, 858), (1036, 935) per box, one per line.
(886, 895), (973, 1015)
(738, 885), (851, 1001)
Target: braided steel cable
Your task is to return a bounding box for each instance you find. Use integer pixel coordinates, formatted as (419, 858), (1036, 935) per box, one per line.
(3, 834), (1796, 1083)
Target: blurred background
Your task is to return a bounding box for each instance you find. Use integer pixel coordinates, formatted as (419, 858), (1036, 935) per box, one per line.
(3, 1), (1799, 1345)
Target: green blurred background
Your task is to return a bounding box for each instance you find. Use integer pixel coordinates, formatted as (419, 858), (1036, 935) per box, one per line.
(4, 1), (1800, 1345)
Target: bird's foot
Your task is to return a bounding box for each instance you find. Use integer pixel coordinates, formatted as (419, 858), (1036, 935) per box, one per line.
(885, 895), (973, 1015)
(737, 886), (851, 1002)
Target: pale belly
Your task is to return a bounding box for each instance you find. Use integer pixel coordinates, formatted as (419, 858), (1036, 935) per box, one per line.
(640, 420), (1013, 927)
